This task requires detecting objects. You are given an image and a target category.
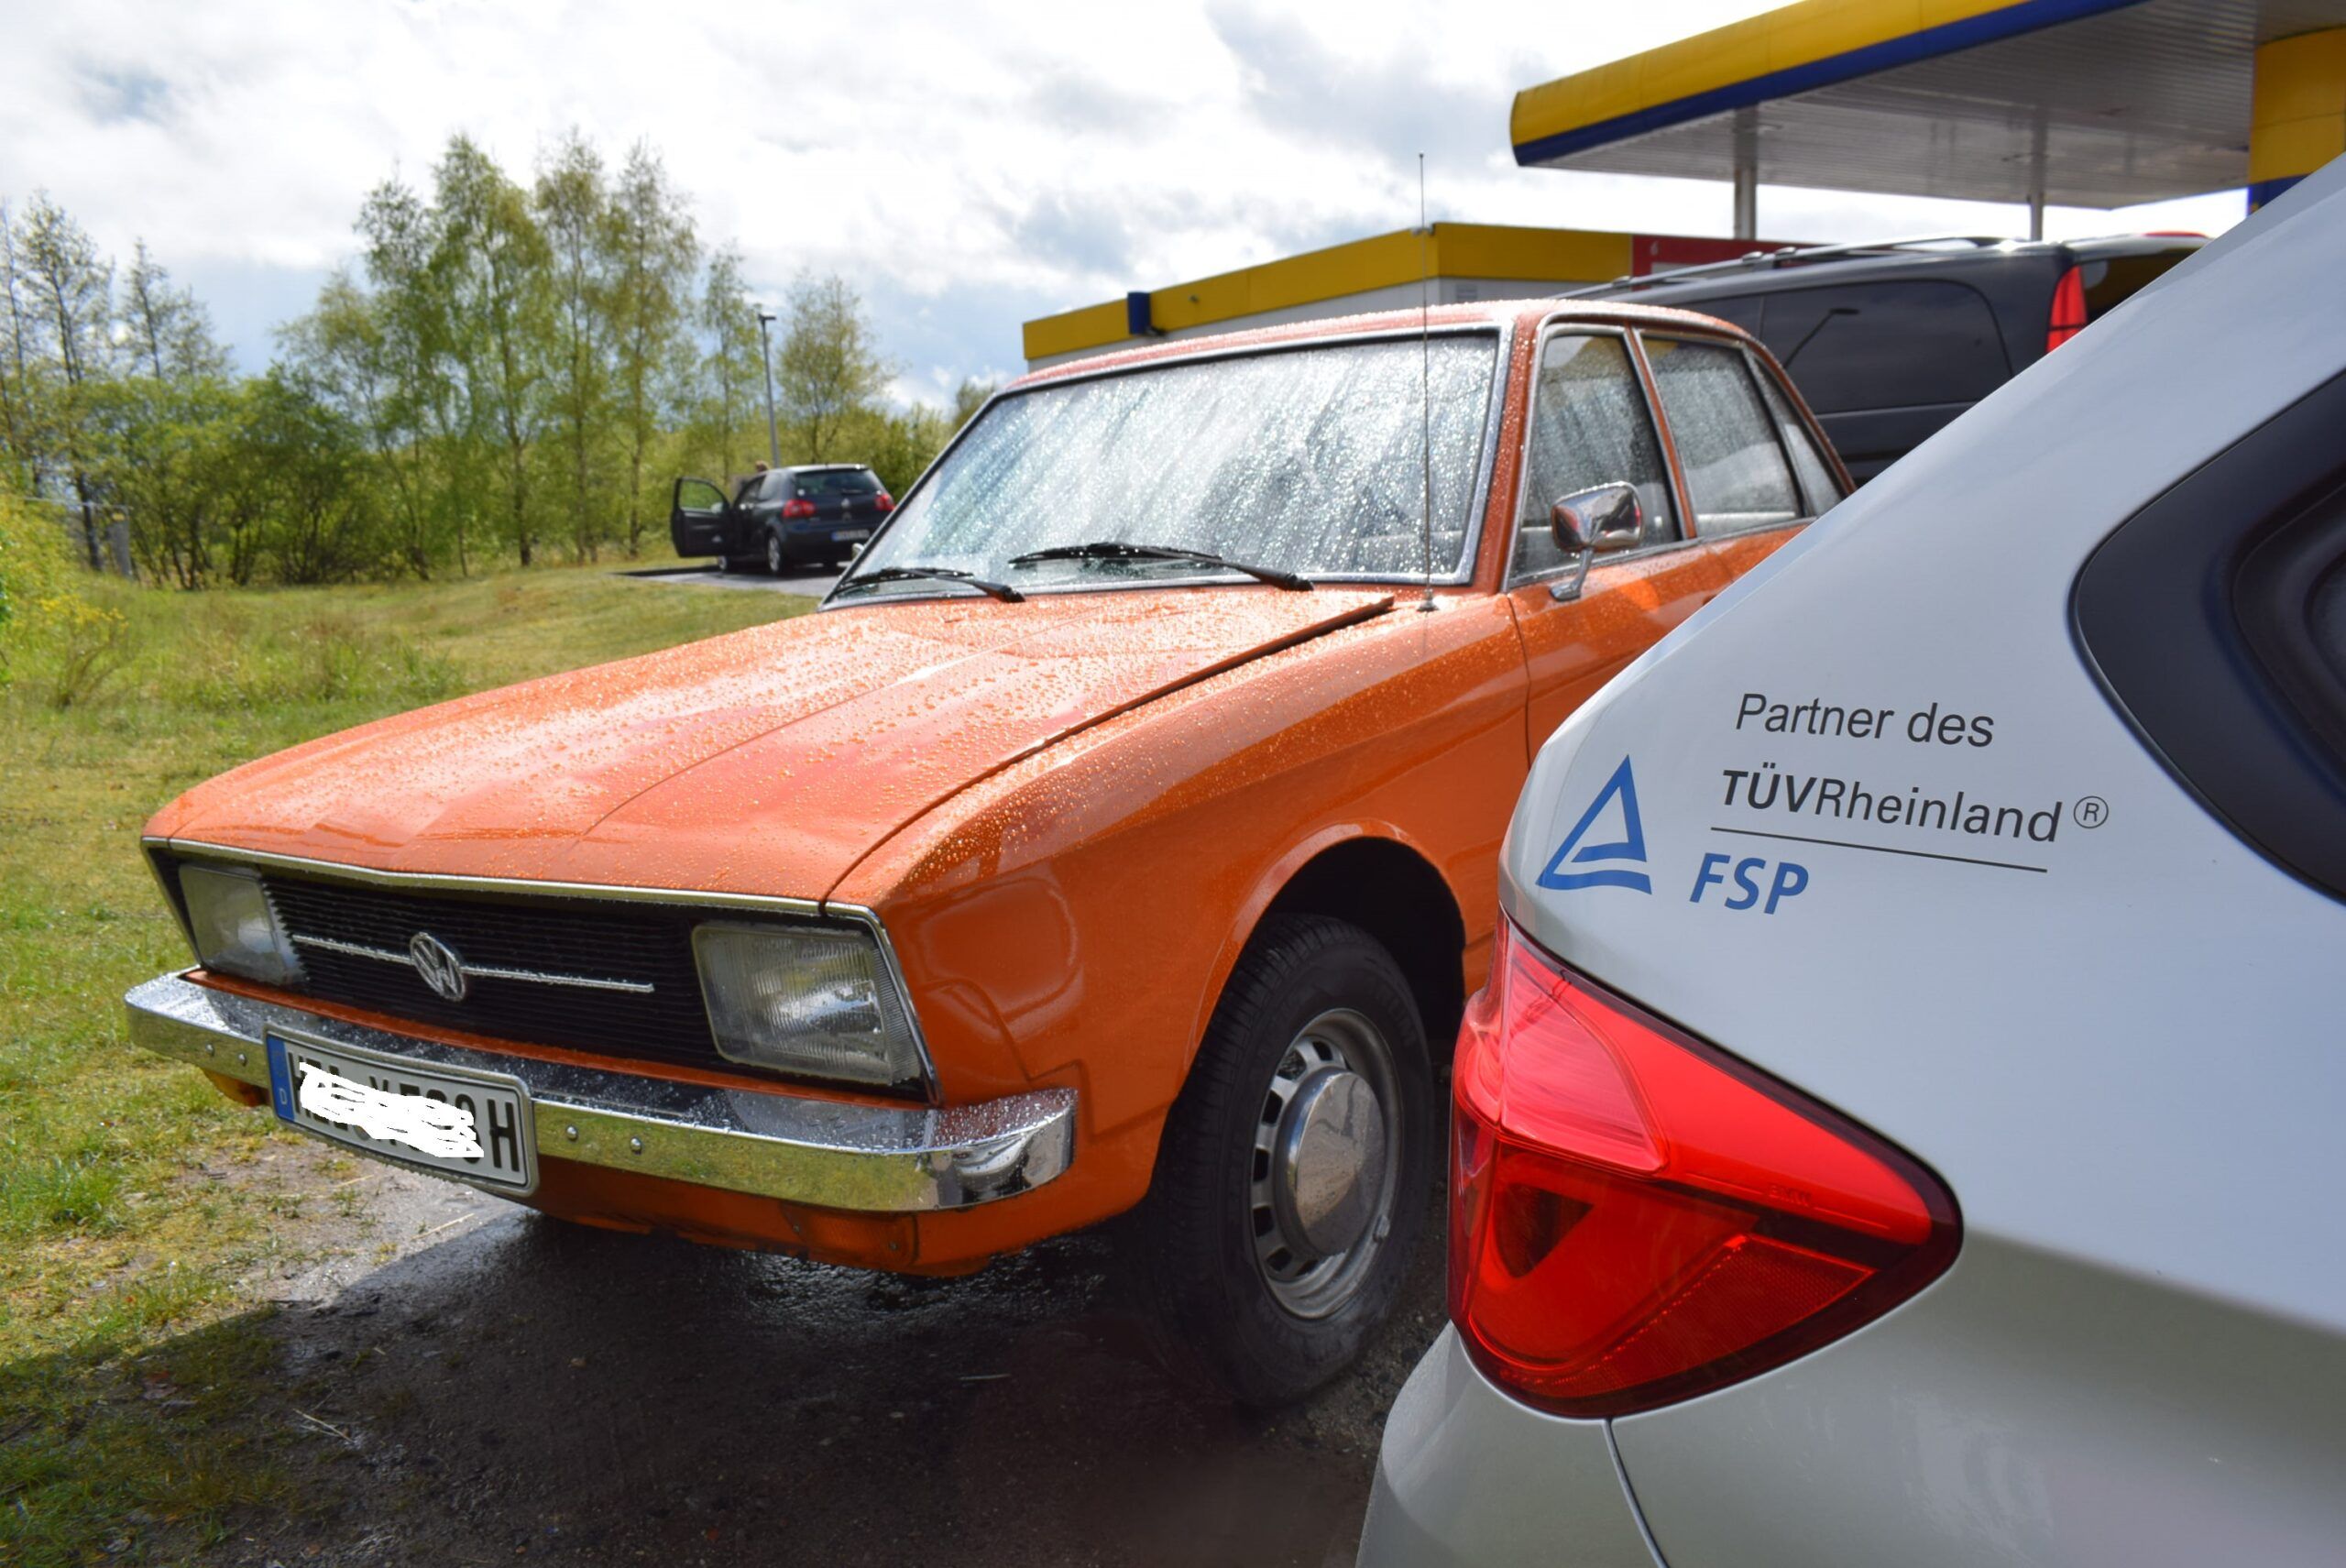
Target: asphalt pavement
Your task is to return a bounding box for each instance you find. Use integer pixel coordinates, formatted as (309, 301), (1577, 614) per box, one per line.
(621, 564), (844, 596)
(190, 1159), (1440, 1566)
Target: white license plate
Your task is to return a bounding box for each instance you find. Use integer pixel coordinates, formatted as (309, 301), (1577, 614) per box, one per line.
(266, 1031), (536, 1190)
(832, 529), (871, 542)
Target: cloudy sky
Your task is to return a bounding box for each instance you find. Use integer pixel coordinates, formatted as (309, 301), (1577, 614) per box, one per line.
(1, 0), (2244, 404)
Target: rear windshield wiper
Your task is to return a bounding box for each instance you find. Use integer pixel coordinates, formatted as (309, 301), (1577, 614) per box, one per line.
(834, 565), (1025, 603)
(1006, 541), (1313, 591)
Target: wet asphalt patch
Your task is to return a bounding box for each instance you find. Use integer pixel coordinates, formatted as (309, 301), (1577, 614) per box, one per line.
(618, 565), (843, 597)
(192, 1163), (1441, 1566)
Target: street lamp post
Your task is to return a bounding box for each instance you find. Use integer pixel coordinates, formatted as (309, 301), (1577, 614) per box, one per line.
(755, 307), (782, 468)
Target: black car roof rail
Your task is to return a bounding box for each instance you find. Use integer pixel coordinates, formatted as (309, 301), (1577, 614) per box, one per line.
(1556, 233), (2020, 299)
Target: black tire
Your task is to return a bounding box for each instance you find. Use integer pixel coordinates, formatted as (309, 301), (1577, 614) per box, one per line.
(1136, 914), (1434, 1407)
(763, 531), (786, 576)
(715, 554), (734, 575)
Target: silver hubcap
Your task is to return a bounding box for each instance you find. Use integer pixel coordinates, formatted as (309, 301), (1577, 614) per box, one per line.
(1250, 1008), (1401, 1320)
(767, 536), (784, 573)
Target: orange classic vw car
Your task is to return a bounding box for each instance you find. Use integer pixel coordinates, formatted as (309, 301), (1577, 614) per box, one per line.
(126, 300), (1845, 1401)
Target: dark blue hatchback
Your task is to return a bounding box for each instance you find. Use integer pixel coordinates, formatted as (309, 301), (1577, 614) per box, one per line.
(668, 464), (894, 573)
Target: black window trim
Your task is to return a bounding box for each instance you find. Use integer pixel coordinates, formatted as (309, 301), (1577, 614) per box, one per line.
(2071, 366), (2346, 905)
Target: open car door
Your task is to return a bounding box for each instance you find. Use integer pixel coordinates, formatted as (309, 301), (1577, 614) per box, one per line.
(669, 477), (730, 560)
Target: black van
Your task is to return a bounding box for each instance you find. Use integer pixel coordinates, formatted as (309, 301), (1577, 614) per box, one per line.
(1577, 235), (2201, 483)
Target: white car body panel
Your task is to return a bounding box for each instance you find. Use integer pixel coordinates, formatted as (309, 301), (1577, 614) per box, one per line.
(1358, 1331), (1660, 1568)
(1365, 157), (2346, 1565)
(1617, 1236), (2346, 1566)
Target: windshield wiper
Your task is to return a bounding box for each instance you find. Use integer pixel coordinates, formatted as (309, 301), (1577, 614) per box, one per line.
(1005, 541), (1313, 591)
(834, 565), (1025, 603)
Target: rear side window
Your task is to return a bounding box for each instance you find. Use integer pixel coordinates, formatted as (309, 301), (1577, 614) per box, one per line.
(1510, 334), (1677, 580)
(2239, 485), (2346, 762)
(2079, 247), (2196, 323)
(2075, 368), (2346, 902)
(1644, 337), (1800, 535)
(1760, 281), (2008, 413)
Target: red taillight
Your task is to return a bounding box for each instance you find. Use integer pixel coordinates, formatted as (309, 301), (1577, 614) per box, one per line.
(780, 498), (816, 520)
(1449, 920), (1957, 1418)
(874, 492), (893, 511)
(2046, 264), (2088, 352)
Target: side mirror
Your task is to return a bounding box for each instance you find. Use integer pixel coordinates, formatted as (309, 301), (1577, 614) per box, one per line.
(1551, 483), (1643, 555)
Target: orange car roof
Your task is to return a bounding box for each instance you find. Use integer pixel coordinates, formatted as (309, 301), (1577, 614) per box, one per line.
(1010, 296), (1751, 389)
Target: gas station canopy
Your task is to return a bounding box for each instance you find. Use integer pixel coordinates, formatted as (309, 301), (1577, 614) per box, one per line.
(1024, 0), (2346, 367)
(1512, 0), (2346, 211)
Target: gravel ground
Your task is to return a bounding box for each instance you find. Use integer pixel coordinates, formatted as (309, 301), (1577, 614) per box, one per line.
(196, 1160), (1440, 1567)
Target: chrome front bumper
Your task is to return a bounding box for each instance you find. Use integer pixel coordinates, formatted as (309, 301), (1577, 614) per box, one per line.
(125, 973), (1075, 1212)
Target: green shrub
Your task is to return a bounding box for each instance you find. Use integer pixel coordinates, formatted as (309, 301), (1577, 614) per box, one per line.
(0, 488), (134, 706)
(0, 488), (66, 685)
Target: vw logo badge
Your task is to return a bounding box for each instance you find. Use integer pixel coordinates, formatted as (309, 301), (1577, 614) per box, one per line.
(407, 932), (468, 1002)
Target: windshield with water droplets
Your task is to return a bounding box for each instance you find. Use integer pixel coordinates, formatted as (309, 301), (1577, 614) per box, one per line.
(850, 334), (1498, 592)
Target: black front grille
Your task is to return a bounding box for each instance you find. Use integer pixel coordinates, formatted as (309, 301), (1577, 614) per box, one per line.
(248, 870), (729, 1069)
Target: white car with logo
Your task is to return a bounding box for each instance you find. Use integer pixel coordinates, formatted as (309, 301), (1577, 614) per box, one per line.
(1358, 155), (2346, 1566)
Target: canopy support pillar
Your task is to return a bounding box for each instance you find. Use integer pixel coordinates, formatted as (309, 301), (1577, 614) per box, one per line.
(2027, 114), (2048, 240)
(1731, 107), (1759, 241)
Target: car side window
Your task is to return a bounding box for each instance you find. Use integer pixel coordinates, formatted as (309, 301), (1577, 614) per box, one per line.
(734, 477), (762, 506)
(2075, 369), (2346, 899)
(1510, 334), (1678, 581)
(1644, 337), (1802, 536)
(1749, 353), (1845, 515)
(1757, 280), (2007, 413)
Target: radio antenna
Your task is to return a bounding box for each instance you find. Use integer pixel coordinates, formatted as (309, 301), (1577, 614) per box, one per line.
(1416, 152), (1435, 614)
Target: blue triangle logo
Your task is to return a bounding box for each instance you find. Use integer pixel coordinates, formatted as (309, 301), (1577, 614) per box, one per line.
(1537, 757), (1651, 893)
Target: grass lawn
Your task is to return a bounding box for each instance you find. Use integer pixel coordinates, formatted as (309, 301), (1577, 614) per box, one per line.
(0, 565), (809, 1564)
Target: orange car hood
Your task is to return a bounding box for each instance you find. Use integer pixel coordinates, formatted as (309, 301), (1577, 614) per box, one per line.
(152, 588), (1394, 898)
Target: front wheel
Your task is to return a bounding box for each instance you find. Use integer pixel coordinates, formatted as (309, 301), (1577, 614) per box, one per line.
(1136, 914), (1434, 1406)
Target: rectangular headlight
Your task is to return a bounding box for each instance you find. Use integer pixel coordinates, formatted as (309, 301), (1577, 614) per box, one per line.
(692, 923), (930, 1092)
(178, 862), (304, 986)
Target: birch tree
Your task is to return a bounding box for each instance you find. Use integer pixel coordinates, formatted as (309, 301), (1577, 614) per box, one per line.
(777, 273), (889, 464)
(358, 175), (474, 574)
(535, 130), (618, 558)
(433, 137), (552, 565)
(123, 240), (229, 381)
(696, 243), (762, 481)
(0, 200), (45, 494)
(607, 140), (696, 554)
(18, 194), (113, 565)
